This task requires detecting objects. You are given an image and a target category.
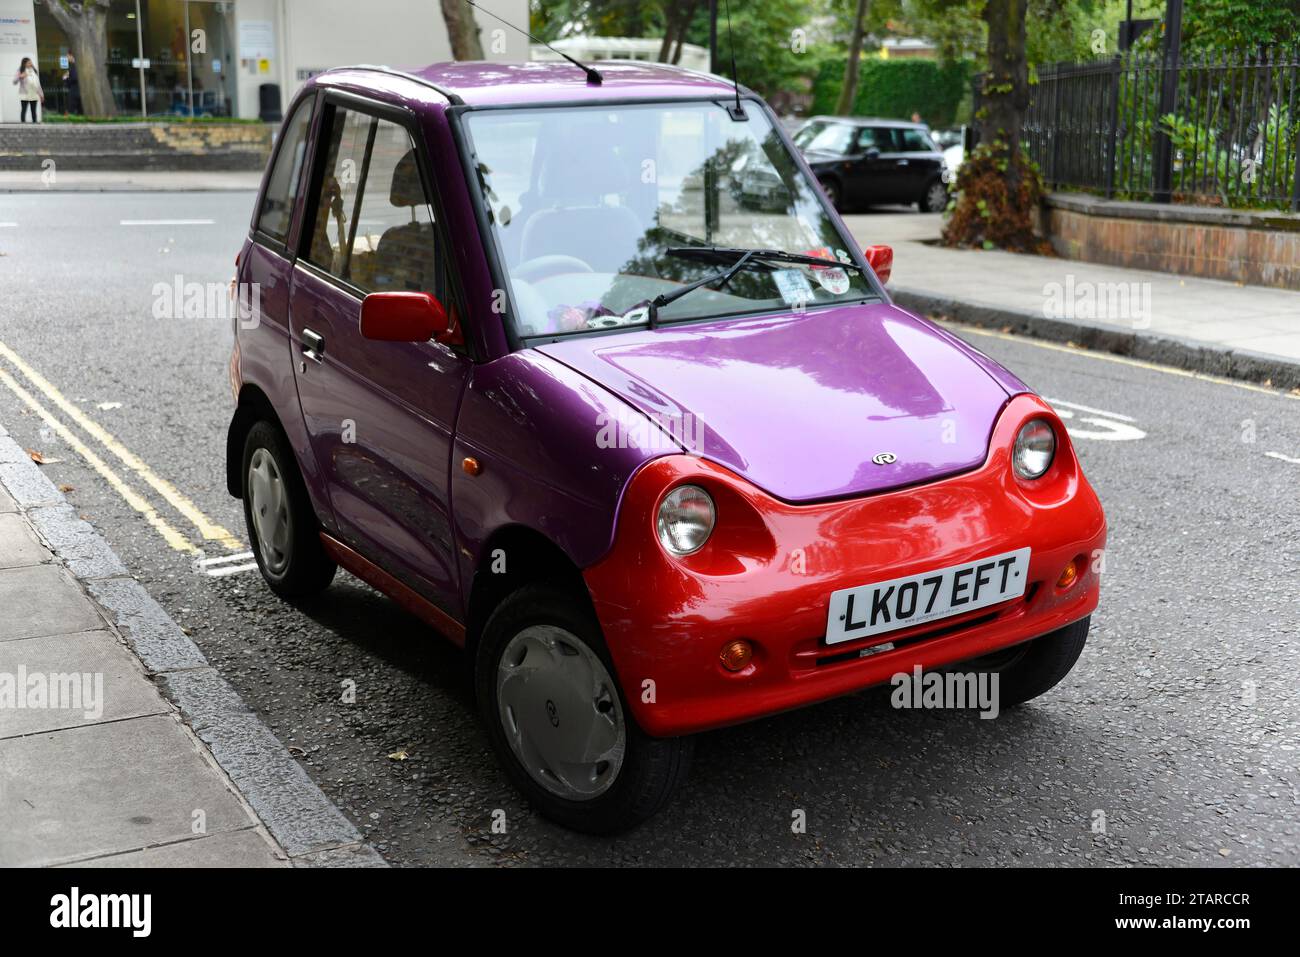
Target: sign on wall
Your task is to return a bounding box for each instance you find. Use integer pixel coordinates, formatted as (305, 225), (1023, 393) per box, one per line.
(0, 0), (38, 124)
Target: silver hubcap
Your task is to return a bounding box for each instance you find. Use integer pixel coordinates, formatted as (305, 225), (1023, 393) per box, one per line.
(496, 625), (626, 800)
(248, 448), (292, 576)
(927, 183), (948, 210)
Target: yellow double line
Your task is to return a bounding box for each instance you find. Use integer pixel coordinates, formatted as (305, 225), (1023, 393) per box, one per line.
(0, 339), (243, 554)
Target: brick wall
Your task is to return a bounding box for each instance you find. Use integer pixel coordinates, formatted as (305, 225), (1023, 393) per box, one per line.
(1046, 193), (1300, 292)
(0, 123), (274, 172)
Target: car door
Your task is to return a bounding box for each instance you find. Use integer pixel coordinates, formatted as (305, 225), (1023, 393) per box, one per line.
(849, 126), (907, 206)
(288, 92), (471, 616)
(896, 126), (945, 199)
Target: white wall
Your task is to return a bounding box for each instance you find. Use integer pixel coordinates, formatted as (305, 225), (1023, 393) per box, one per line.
(0, 0), (38, 124)
(234, 0), (528, 120)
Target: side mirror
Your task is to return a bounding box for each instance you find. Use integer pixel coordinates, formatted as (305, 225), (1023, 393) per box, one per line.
(360, 292), (454, 344)
(862, 147), (881, 161)
(864, 244), (893, 285)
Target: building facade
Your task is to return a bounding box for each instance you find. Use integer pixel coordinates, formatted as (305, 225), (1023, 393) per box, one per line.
(1, 0), (526, 123)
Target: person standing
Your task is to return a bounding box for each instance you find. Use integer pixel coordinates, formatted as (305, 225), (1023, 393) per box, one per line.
(13, 57), (43, 123)
(65, 52), (81, 115)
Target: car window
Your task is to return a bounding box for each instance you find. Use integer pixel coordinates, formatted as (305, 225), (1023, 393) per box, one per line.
(857, 127), (893, 151)
(794, 121), (856, 154)
(257, 98), (313, 243)
(304, 105), (438, 295)
(898, 128), (936, 152)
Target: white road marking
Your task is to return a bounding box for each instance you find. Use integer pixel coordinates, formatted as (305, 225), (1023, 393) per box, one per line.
(120, 219), (215, 226)
(1265, 451), (1300, 465)
(1045, 397), (1136, 422)
(194, 551), (259, 578)
(0, 222), (17, 228)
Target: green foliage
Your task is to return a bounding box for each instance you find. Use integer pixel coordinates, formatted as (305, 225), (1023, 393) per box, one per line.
(810, 57), (971, 126)
(1159, 104), (1300, 210)
(1180, 0), (1300, 53)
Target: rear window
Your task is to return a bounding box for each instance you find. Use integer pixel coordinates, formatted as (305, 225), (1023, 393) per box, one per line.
(257, 99), (313, 243)
(898, 128), (937, 152)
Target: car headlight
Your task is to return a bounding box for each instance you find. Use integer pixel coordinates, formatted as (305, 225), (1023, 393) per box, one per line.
(657, 485), (716, 556)
(1012, 418), (1056, 479)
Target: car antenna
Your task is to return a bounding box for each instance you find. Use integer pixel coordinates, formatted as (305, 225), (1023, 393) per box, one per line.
(721, 0), (747, 120)
(464, 0), (602, 86)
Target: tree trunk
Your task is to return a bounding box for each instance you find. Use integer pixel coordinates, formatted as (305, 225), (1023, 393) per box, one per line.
(835, 0), (870, 116)
(44, 0), (115, 118)
(978, 0), (1030, 151)
(671, 0), (699, 64)
(441, 0), (484, 61)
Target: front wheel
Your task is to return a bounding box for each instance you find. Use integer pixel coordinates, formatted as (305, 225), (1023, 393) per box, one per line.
(995, 616), (1091, 708)
(919, 178), (949, 213)
(475, 584), (692, 834)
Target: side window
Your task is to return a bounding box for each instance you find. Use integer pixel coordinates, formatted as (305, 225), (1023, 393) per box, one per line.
(899, 128), (936, 152)
(257, 99), (313, 244)
(857, 127), (890, 151)
(305, 104), (439, 295)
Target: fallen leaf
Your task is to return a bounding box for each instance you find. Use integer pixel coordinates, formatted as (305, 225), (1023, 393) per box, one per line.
(96, 401), (123, 411)
(387, 748), (410, 761)
(287, 745), (306, 756)
(58, 484), (74, 493)
(26, 449), (45, 465)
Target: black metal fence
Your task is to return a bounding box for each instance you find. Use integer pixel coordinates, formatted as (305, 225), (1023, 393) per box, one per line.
(1020, 49), (1300, 210)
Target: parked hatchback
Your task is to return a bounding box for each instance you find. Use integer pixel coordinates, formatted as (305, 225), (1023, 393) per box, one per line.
(792, 115), (951, 213)
(228, 61), (1106, 834)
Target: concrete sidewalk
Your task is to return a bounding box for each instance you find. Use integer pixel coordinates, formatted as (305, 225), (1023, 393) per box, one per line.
(0, 170), (261, 192)
(845, 211), (1300, 390)
(0, 422), (381, 867)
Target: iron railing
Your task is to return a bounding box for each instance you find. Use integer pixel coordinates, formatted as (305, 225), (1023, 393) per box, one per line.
(1014, 49), (1300, 210)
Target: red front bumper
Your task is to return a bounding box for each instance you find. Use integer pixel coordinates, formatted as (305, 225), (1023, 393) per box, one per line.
(583, 394), (1107, 737)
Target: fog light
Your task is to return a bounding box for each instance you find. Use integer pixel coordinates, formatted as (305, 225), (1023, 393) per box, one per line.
(1057, 560), (1079, 589)
(720, 639), (753, 672)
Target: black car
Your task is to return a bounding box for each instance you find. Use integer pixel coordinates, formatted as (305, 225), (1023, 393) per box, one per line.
(791, 116), (951, 213)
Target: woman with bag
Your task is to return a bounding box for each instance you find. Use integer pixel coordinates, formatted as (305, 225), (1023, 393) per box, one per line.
(13, 57), (44, 123)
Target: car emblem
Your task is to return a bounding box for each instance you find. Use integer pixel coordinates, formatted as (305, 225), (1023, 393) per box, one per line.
(872, 452), (897, 466)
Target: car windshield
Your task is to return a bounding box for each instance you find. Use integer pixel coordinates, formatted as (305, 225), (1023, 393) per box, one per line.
(465, 101), (876, 340)
(792, 120), (857, 154)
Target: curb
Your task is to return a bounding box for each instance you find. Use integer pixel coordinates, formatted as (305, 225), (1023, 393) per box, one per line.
(0, 421), (386, 868)
(892, 287), (1300, 393)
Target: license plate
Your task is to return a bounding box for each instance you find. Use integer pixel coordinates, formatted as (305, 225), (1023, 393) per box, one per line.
(825, 547), (1031, 645)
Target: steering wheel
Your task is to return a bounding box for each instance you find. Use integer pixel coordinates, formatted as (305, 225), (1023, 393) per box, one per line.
(513, 254), (595, 284)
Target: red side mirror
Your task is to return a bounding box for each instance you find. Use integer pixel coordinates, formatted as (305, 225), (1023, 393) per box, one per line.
(864, 244), (893, 285)
(360, 292), (453, 344)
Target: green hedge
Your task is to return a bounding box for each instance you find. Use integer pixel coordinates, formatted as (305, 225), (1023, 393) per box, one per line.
(811, 58), (970, 129)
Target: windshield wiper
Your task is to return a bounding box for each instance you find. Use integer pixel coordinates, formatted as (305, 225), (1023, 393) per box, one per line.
(665, 245), (871, 276)
(649, 248), (769, 327)
(647, 245), (871, 328)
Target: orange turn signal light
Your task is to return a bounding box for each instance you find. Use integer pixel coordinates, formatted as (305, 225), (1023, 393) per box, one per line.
(720, 639), (753, 672)
(1057, 560), (1079, 590)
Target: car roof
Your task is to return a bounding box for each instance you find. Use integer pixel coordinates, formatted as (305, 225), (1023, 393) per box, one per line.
(801, 115), (929, 130)
(318, 60), (743, 109)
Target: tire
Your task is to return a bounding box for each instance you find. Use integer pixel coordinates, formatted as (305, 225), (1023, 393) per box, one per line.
(819, 177), (843, 211)
(475, 584), (692, 834)
(995, 616), (1091, 708)
(241, 419), (337, 599)
(919, 177), (949, 213)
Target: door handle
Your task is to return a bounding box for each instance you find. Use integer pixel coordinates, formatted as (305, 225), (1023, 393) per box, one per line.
(301, 328), (325, 363)
(896, 159), (910, 166)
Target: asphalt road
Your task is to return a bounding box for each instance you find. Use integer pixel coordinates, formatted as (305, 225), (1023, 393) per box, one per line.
(1, 191), (1298, 866)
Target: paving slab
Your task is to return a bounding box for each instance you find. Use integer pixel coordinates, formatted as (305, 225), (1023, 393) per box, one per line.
(0, 483), (14, 513)
(0, 630), (168, 739)
(0, 511), (49, 568)
(0, 714), (255, 867)
(62, 829), (287, 868)
(0, 564), (103, 642)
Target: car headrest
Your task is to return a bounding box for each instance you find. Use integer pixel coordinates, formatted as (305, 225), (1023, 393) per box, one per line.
(390, 149), (424, 208)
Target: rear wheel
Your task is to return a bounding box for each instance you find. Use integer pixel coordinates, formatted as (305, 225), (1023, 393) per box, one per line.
(241, 420), (336, 599)
(992, 616), (1091, 708)
(475, 584), (692, 834)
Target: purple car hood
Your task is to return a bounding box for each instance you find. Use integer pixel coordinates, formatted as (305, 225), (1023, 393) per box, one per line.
(536, 304), (1018, 503)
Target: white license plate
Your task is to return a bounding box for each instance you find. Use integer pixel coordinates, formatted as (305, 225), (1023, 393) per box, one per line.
(825, 547), (1031, 645)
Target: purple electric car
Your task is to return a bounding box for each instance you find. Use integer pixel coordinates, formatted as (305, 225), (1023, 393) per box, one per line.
(228, 60), (1106, 833)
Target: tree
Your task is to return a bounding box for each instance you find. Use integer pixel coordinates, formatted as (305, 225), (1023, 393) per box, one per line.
(442, 0), (484, 60)
(39, 0), (114, 117)
(658, 0), (701, 63)
(835, 0), (870, 114)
